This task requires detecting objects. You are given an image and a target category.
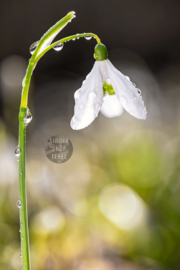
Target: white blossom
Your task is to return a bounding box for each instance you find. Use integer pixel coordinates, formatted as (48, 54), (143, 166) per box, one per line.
(71, 59), (147, 130)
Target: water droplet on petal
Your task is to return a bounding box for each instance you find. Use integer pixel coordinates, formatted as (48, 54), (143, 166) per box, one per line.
(88, 92), (96, 102)
(85, 36), (92, 40)
(125, 76), (130, 81)
(15, 146), (21, 157)
(74, 91), (80, 100)
(133, 83), (136, 87)
(29, 41), (38, 55)
(79, 104), (84, 110)
(23, 109), (33, 125)
(53, 42), (64, 51)
(17, 200), (22, 208)
(137, 89), (141, 95)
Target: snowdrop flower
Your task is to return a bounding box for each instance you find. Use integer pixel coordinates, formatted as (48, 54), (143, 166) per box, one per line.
(71, 44), (147, 130)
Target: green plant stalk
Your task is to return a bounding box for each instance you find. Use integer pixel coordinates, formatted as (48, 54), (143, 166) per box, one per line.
(18, 108), (30, 270)
(18, 13), (101, 269)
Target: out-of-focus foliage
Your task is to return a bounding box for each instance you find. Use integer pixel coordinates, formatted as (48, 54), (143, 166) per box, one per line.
(0, 85), (180, 270)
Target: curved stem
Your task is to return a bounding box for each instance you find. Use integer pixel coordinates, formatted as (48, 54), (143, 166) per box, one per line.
(21, 32), (101, 108)
(36, 32), (101, 62)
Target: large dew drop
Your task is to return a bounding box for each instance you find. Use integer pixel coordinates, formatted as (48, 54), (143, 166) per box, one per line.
(15, 146), (21, 157)
(125, 76), (130, 81)
(29, 41), (38, 55)
(85, 36), (92, 40)
(23, 109), (33, 125)
(53, 42), (64, 51)
(17, 200), (22, 208)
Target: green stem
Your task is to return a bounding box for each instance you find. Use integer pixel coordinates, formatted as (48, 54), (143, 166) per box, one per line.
(18, 108), (30, 270)
(36, 32), (101, 63)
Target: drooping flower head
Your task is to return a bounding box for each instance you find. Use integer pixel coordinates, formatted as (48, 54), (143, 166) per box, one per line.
(71, 44), (147, 130)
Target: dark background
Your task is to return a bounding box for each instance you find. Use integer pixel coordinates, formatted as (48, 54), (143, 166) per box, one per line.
(1, 1), (180, 270)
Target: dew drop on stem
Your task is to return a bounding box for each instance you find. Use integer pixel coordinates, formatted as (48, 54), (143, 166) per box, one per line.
(22, 77), (25, 87)
(29, 41), (38, 55)
(23, 108), (33, 125)
(15, 146), (21, 157)
(85, 36), (92, 40)
(53, 42), (64, 51)
(17, 200), (22, 208)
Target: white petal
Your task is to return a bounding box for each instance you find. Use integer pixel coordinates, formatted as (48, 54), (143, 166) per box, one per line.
(71, 62), (103, 130)
(100, 94), (123, 118)
(105, 60), (147, 120)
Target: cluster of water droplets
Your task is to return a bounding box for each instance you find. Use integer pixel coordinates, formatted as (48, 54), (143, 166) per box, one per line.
(125, 75), (141, 95)
(17, 200), (25, 265)
(78, 90), (100, 115)
(70, 34), (92, 42)
(124, 75), (147, 115)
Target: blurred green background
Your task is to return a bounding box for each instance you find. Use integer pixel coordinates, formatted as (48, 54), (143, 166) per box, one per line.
(1, 0), (180, 269)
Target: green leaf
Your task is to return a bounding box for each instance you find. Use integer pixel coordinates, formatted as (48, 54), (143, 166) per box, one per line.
(34, 11), (76, 59)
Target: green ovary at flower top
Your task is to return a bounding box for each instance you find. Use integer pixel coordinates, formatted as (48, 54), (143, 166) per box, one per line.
(71, 43), (147, 130)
